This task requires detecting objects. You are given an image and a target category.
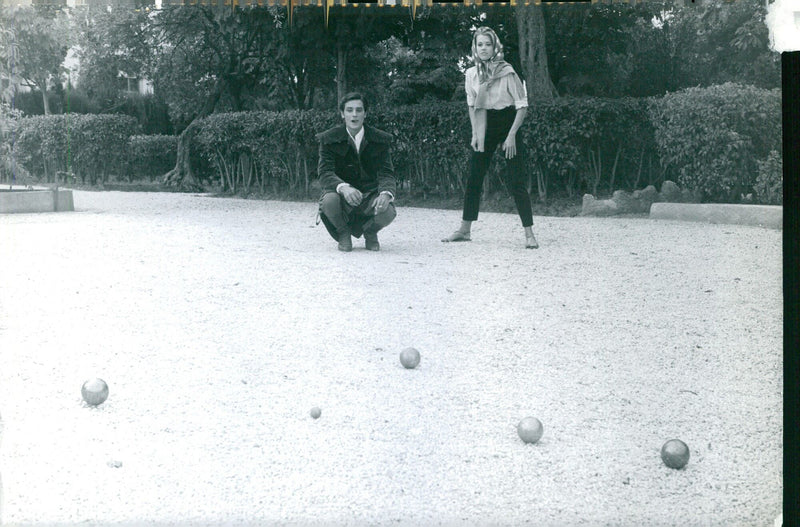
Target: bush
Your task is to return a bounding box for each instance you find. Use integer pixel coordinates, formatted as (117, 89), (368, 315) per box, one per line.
(648, 83), (781, 202)
(127, 134), (177, 182)
(12, 90), (64, 116)
(14, 114), (139, 184)
(754, 150), (782, 205)
(522, 96), (659, 200)
(190, 98), (663, 201)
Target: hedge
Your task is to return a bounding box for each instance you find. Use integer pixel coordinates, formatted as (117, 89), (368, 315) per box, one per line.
(14, 114), (139, 184)
(191, 97), (665, 201)
(648, 83), (781, 202)
(8, 83), (780, 203)
(126, 134), (178, 182)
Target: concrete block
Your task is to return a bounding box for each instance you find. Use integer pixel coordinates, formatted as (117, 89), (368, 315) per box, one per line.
(0, 189), (74, 213)
(650, 203), (782, 229)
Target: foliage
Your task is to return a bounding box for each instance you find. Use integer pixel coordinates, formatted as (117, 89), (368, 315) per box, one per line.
(0, 101), (28, 183)
(13, 113), (138, 184)
(11, 89), (65, 116)
(270, 7), (337, 110)
(126, 134), (177, 182)
(544, 0), (779, 98)
(189, 97), (664, 201)
(72, 5), (153, 112)
(0, 6), (71, 115)
(356, 7), (476, 106)
(754, 150), (782, 206)
(193, 109), (339, 194)
(648, 82), (780, 202)
(523, 96), (658, 200)
(150, 5), (281, 129)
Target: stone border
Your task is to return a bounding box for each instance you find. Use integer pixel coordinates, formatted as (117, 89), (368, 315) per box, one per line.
(649, 202), (782, 229)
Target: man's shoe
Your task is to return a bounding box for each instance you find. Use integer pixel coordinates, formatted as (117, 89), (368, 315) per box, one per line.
(364, 232), (380, 251)
(338, 230), (353, 252)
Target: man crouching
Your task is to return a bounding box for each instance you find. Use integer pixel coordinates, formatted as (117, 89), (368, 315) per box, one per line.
(317, 92), (397, 252)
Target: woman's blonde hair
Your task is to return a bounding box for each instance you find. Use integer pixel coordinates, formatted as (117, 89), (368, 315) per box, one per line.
(471, 27), (504, 82)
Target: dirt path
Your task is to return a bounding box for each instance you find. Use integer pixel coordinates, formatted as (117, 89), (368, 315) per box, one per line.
(0, 191), (782, 526)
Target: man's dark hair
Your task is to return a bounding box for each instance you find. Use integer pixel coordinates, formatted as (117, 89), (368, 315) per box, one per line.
(339, 92), (368, 113)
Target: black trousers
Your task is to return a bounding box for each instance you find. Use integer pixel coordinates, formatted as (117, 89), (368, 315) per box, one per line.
(463, 106), (533, 227)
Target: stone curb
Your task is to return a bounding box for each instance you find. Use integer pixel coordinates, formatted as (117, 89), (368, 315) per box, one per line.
(650, 203), (782, 229)
(0, 189), (74, 213)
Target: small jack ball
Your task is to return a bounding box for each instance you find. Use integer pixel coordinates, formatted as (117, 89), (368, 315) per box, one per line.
(661, 439), (690, 469)
(81, 378), (109, 406)
(310, 407), (321, 419)
(399, 347), (421, 369)
(517, 417), (544, 444)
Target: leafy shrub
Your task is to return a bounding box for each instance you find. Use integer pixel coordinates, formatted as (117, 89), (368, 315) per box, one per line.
(191, 98), (662, 201)
(14, 114), (139, 184)
(127, 134), (177, 182)
(522, 96), (659, 200)
(648, 83), (780, 202)
(754, 150), (782, 205)
(12, 90), (64, 116)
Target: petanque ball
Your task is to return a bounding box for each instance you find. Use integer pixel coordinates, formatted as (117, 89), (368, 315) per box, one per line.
(81, 378), (109, 406)
(661, 439), (690, 469)
(517, 417), (544, 444)
(399, 347), (421, 369)
(310, 407), (322, 419)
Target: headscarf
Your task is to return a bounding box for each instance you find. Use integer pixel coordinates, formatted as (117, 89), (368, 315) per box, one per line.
(471, 27), (506, 84)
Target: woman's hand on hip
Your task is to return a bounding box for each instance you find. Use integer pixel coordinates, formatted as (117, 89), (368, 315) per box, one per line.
(502, 134), (517, 159)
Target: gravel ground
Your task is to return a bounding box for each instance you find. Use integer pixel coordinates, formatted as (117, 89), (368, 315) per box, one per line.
(0, 191), (783, 526)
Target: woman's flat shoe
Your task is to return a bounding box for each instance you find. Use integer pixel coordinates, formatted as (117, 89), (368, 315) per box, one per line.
(525, 233), (539, 249)
(442, 231), (471, 242)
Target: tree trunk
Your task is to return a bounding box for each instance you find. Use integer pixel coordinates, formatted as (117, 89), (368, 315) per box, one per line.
(336, 27), (347, 103)
(162, 80), (223, 189)
(516, 3), (557, 101)
(163, 122), (203, 190)
(41, 86), (50, 116)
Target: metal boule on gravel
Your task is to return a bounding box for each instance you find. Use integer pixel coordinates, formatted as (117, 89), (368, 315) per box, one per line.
(81, 378), (109, 406)
(661, 439), (690, 469)
(517, 417), (544, 444)
(399, 347), (421, 369)
(310, 407), (322, 419)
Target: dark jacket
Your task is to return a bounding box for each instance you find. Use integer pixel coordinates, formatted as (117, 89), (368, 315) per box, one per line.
(316, 124), (396, 196)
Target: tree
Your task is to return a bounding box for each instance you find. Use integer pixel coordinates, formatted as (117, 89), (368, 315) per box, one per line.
(354, 7), (473, 106)
(515, 3), (557, 100)
(1, 6), (70, 115)
(326, 8), (407, 104)
(149, 5), (280, 188)
(73, 4), (153, 112)
(269, 7), (334, 110)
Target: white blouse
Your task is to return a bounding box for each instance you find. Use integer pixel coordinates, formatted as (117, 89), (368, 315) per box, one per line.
(465, 65), (528, 110)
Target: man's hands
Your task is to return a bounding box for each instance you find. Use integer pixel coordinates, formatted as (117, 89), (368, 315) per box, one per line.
(338, 184), (392, 215)
(339, 184), (363, 206)
(373, 192), (392, 215)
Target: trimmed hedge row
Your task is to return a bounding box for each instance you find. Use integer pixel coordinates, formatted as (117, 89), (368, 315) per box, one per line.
(126, 134), (178, 182)
(9, 83), (781, 203)
(191, 98), (664, 201)
(12, 115), (177, 184)
(648, 83), (781, 202)
(14, 114), (138, 185)
(191, 84), (779, 202)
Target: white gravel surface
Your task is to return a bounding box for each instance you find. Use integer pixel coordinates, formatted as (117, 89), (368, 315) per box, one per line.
(0, 191), (783, 526)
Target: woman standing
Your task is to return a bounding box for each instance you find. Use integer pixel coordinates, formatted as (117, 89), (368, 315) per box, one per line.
(442, 26), (538, 249)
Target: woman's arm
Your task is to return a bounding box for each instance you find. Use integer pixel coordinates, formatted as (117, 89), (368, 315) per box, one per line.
(468, 106), (480, 151)
(502, 107), (527, 159)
